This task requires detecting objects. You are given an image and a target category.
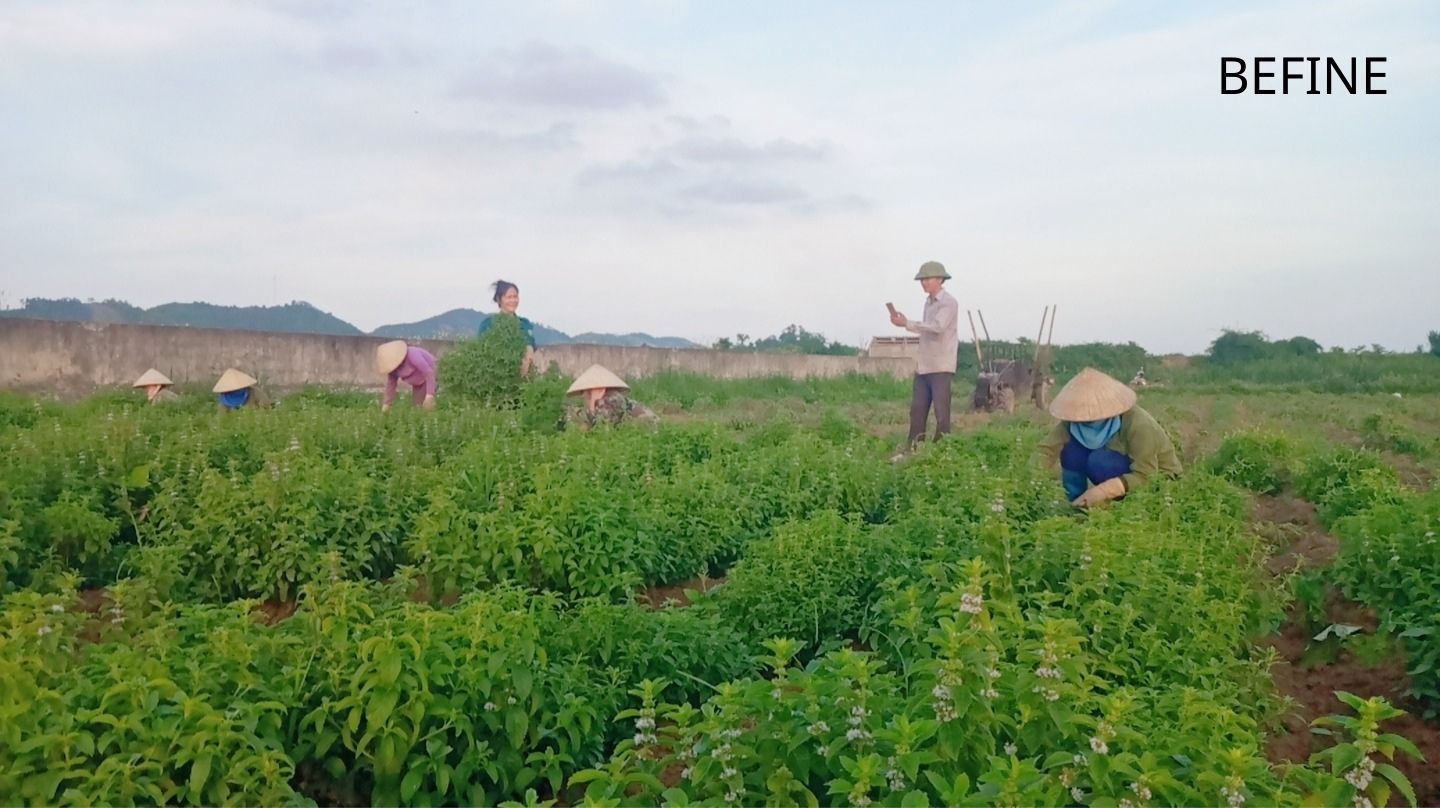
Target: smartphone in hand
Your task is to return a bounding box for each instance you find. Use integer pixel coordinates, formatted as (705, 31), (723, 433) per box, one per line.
(885, 302), (897, 316)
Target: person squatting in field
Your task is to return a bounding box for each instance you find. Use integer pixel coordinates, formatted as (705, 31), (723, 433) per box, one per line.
(889, 260), (960, 454)
(213, 368), (268, 412)
(132, 368), (179, 405)
(478, 279), (537, 379)
(376, 340), (438, 412)
(564, 364), (658, 431)
(1037, 368), (1182, 508)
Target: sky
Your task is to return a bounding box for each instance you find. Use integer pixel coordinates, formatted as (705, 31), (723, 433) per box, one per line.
(1, 0), (1436, 354)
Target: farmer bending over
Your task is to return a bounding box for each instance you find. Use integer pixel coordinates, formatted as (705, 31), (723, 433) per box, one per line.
(565, 365), (657, 431)
(376, 340), (437, 412)
(1038, 368), (1181, 508)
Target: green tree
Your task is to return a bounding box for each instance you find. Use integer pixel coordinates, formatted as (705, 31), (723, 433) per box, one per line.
(1207, 330), (1272, 366)
(1276, 336), (1322, 357)
(1428, 330), (1440, 358)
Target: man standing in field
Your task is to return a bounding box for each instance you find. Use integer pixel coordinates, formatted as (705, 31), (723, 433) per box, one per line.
(890, 260), (960, 455)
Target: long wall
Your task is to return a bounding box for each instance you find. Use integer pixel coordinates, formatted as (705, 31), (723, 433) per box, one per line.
(0, 318), (912, 392)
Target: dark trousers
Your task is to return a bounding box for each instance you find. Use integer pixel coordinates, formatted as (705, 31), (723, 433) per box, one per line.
(908, 372), (954, 445)
(1059, 440), (1132, 500)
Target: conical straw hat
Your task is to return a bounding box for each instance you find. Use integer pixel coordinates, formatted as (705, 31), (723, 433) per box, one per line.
(376, 340), (408, 374)
(213, 368), (258, 393)
(1048, 367), (1137, 422)
(566, 364), (629, 395)
(132, 368), (173, 388)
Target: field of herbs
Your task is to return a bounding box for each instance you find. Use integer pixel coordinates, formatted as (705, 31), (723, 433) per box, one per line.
(0, 381), (1436, 807)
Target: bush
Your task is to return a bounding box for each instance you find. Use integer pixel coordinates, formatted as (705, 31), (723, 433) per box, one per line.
(1207, 429), (1299, 493)
(717, 510), (906, 650)
(437, 315), (527, 407)
(1297, 449), (1406, 524)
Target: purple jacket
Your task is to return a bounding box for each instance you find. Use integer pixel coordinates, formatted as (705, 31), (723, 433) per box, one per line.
(383, 346), (437, 407)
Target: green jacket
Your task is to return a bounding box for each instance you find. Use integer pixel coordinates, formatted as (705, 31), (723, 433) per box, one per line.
(1039, 405), (1182, 492)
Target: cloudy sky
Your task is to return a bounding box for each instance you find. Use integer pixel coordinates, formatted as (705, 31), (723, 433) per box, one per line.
(1, 1), (1436, 353)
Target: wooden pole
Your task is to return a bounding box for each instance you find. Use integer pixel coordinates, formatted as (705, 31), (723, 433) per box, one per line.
(966, 310), (984, 368)
(1032, 306), (1049, 364)
(976, 310), (994, 372)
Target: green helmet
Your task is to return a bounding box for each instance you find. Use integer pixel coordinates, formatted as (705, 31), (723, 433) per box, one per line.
(914, 261), (951, 280)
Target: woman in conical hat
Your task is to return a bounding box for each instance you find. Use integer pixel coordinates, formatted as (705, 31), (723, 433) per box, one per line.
(212, 368), (266, 412)
(132, 368), (179, 405)
(564, 364), (657, 431)
(1037, 367), (1181, 507)
(376, 340), (438, 412)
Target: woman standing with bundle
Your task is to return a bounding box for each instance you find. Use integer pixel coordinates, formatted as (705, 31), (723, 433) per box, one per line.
(477, 280), (536, 378)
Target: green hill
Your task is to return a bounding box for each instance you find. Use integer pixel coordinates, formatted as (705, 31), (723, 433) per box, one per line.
(2, 297), (699, 347)
(1, 297), (360, 336)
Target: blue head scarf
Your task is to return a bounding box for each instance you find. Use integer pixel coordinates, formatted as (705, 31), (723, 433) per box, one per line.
(1068, 415), (1122, 450)
(218, 388), (251, 410)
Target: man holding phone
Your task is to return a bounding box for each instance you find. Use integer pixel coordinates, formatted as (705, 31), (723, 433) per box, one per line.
(889, 260), (959, 453)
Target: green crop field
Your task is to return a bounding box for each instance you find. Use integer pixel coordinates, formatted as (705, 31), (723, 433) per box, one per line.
(1, 378), (1437, 806)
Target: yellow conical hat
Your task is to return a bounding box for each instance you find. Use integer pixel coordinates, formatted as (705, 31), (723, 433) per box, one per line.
(566, 364), (629, 395)
(1048, 367), (1137, 421)
(132, 368), (173, 388)
(213, 368), (258, 393)
(376, 340), (408, 374)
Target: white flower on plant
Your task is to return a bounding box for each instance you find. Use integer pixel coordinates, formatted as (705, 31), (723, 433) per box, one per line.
(1004, 743), (1018, 756)
(1089, 737), (1108, 755)
(722, 767), (737, 779)
(51, 604), (64, 613)
(1072, 787), (1085, 802)
(808, 721), (830, 735)
(931, 684), (951, 701)
(506, 696), (517, 705)
(771, 688), (783, 700)
(1118, 799), (1137, 808)
(1129, 781), (1152, 801)
(885, 756), (905, 791)
(635, 716), (655, 730)
(987, 667), (1002, 680)
(959, 592), (984, 615)
(846, 728), (872, 742)
(37, 625), (53, 636)
(484, 701), (497, 712)
(680, 767), (692, 780)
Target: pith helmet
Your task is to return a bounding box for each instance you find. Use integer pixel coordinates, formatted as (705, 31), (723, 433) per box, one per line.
(566, 365), (630, 395)
(914, 261), (951, 280)
(1048, 368), (1137, 421)
(132, 368), (173, 388)
(213, 368), (258, 394)
(376, 340), (408, 375)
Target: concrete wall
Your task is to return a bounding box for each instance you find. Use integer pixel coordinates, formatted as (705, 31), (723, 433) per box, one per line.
(0, 318), (912, 393)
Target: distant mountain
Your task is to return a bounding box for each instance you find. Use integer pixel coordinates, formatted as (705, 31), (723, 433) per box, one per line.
(0, 297), (360, 336)
(139, 301), (360, 335)
(371, 309), (570, 345)
(570, 331), (700, 349)
(371, 309), (698, 348)
(3, 297), (700, 348)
